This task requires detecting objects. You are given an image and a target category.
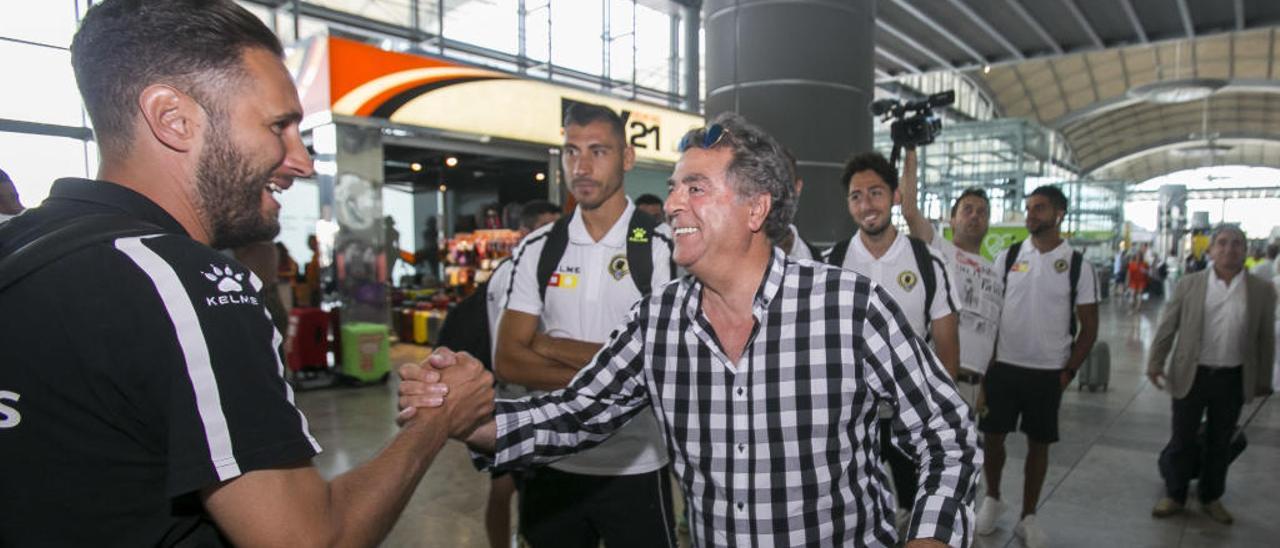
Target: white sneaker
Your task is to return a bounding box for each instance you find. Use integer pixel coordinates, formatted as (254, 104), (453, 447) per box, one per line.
(975, 495), (1004, 535)
(1014, 514), (1049, 548)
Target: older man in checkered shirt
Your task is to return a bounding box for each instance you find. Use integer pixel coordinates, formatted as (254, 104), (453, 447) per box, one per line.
(399, 113), (980, 547)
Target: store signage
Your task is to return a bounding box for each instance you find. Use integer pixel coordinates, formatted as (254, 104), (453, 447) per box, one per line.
(292, 36), (704, 164)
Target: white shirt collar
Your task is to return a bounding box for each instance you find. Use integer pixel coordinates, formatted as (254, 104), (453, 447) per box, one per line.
(568, 198), (634, 245)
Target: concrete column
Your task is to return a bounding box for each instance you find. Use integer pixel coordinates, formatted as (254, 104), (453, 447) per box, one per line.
(683, 3), (701, 113)
(703, 0), (875, 245)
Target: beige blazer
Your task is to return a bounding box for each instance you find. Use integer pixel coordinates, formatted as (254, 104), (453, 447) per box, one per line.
(1147, 270), (1276, 403)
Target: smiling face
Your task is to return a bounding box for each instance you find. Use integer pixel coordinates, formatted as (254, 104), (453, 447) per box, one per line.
(665, 146), (760, 274)
(195, 48), (313, 249)
(846, 169), (898, 236)
(561, 119), (633, 211)
(1208, 227), (1247, 276)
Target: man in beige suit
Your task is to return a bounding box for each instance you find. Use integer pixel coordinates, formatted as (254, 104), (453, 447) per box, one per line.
(1148, 225), (1275, 524)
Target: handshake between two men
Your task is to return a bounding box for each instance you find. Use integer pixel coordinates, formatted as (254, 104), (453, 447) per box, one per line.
(397, 348), (498, 453)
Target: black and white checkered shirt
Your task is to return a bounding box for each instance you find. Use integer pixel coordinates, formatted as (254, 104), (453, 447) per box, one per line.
(481, 249), (980, 547)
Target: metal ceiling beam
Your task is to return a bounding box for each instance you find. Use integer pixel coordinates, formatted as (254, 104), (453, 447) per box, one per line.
(1087, 133), (1280, 175)
(1119, 0), (1148, 43)
(1175, 0), (1195, 39)
(1235, 0), (1245, 30)
(1062, 0), (1104, 49)
(877, 21), (956, 70)
(1005, 0), (1063, 55)
(1011, 63), (1044, 121)
(949, 0), (1024, 60)
(890, 0), (986, 65)
(876, 47), (923, 74)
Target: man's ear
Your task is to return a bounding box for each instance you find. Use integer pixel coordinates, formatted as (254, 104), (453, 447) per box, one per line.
(138, 84), (202, 153)
(747, 191), (772, 233)
(622, 144), (636, 172)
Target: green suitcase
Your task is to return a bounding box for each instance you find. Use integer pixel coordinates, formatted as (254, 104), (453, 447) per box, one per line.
(340, 322), (391, 383)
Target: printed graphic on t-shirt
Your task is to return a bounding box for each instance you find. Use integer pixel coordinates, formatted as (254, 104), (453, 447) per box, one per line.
(547, 272), (579, 289)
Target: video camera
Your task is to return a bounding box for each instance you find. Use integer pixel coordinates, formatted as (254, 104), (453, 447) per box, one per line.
(869, 90), (955, 149)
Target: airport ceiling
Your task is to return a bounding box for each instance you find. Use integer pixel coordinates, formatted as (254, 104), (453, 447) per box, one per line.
(862, 0), (1280, 183)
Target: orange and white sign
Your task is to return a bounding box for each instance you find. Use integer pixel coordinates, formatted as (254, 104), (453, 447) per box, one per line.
(291, 36), (703, 164)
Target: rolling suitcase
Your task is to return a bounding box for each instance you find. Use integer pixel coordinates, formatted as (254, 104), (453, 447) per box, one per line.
(1077, 340), (1110, 391)
(285, 307), (329, 372)
(339, 322), (391, 383)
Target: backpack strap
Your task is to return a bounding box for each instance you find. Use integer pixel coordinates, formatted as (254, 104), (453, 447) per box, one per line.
(0, 213), (163, 293)
(1001, 239), (1023, 293)
(907, 236), (938, 330)
(825, 237), (852, 267)
(1068, 249), (1083, 337)
(625, 209), (663, 297)
(535, 211), (574, 302)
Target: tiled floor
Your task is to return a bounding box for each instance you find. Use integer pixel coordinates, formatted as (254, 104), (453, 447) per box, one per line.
(297, 297), (1280, 547)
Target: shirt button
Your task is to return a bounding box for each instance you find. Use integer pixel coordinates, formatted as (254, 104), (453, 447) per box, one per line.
(738, 443), (746, 453)
(736, 387), (745, 397)
(737, 502), (744, 511)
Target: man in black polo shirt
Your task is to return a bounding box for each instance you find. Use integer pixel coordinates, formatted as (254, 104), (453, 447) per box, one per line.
(0, 1), (492, 546)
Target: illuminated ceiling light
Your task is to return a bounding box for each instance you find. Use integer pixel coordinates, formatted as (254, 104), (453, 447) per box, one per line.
(535, 172), (546, 182)
(1127, 78), (1227, 104)
(444, 156), (459, 167)
(438, 184), (448, 192)
(983, 65), (991, 74)
(410, 162), (422, 172)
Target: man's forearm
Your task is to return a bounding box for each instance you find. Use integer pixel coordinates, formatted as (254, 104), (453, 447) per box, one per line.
(495, 343), (580, 390)
(325, 410), (450, 546)
(1065, 328), (1097, 372)
(535, 334), (604, 369)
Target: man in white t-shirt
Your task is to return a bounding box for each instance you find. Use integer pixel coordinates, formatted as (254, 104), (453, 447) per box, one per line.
(899, 148), (1000, 407)
(975, 185), (1099, 548)
(775, 149), (820, 260)
(481, 199), (560, 548)
(494, 103), (676, 548)
(827, 150), (962, 534)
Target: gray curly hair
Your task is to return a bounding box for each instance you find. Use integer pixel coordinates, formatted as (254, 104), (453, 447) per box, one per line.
(678, 113), (796, 242)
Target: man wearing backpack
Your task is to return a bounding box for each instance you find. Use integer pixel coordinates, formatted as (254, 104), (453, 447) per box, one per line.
(493, 102), (676, 548)
(826, 151), (962, 535)
(975, 185), (1099, 548)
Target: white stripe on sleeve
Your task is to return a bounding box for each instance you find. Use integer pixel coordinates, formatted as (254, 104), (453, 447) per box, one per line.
(248, 273), (322, 454)
(115, 236), (243, 481)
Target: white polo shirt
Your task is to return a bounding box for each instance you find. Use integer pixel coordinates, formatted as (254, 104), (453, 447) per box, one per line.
(994, 240), (1098, 370)
(504, 200), (673, 476)
(785, 224), (815, 261)
(486, 258), (528, 400)
(931, 233), (1002, 374)
(834, 230), (961, 338)
(1199, 271), (1247, 367)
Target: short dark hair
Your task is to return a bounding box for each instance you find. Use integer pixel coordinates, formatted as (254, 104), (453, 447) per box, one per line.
(71, 0), (284, 154)
(635, 193), (663, 207)
(518, 200), (561, 230)
(1028, 185), (1069, 212)
(949, 188), (990, 218)
(562, 102), (626, 144)
(0, 168), (10, 184)
(841, 152), (898, 191)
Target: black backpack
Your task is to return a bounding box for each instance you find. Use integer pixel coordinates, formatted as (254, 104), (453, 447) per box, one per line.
(1001, 240), (1084, 336)
(536, 208), (673, 301)
(435, 276), (495, 370)
(824, 234), (942, 331)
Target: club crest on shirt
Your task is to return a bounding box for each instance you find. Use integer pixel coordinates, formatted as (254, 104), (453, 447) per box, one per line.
(1011, 261), (1031, 273)
(897, 270), (918, 292)
(608, 254), (630, 280)
(1053, 258), (1069, 273)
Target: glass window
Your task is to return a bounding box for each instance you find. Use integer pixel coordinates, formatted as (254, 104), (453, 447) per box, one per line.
(443, 0), (517, 55)
(523, 1), (551, 64)
(0, 1), (78, 48)
(551, 0), (603, 76)
(0, 41), (83, 127)
(634, 3), (671, 92)
(607, 0), (634, 86)
(0, 132), (93, 208)
(309, 0), (413, 28)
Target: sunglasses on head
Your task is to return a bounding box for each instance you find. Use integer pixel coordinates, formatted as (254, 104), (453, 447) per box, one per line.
(677, 123), (727, 152)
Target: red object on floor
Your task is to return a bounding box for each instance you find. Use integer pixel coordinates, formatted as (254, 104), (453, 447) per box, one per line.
(286, 307), (330, 371)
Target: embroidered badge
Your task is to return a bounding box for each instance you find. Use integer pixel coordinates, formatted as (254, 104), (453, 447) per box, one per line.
(628, 227), (649, 243)
(897, 270), (918, 292)
(608, 254), (630, 280)
(547, 273), (579, 289)
(1011, 261), (1031, 273)
(1054, 258), (1069, 273)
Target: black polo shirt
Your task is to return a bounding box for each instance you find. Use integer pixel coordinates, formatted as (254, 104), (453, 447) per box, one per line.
(0, 179), (321, 547)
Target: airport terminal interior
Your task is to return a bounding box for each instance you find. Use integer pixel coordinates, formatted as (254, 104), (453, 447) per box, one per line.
(3, 0), (1280, 546)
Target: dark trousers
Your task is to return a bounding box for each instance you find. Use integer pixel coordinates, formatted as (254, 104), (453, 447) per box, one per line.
(518, 465), (676, 548)
(880, 418), (918, 510)
(1158, 366), (1244, 503)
